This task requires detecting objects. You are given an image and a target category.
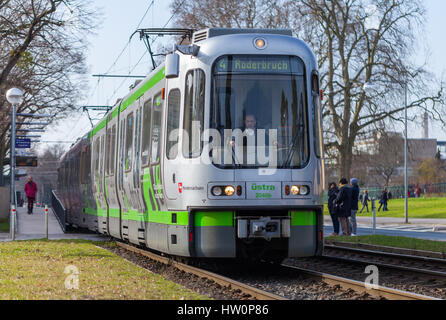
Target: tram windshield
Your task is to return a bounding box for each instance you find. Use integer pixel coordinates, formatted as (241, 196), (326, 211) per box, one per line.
(210, 55), (309, 169)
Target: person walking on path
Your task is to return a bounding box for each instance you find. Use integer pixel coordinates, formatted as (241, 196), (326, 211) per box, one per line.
(327, 182), (340, 236)
(24, 176), (37, 214)
(360, 190), (370, 213)
(334, 178), (352, 236)
(377, 188), (388, 212)
(350, 178), (360, 236)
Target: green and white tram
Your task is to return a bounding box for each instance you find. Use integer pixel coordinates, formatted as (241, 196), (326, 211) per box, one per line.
(58, 28), (325, 260)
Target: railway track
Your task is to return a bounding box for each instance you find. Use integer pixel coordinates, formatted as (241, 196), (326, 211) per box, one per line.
(279, 264), (437, 300)
(323, 244), (446, 279)
(113, 242), (438, 300)
(115, 241), (286, 300)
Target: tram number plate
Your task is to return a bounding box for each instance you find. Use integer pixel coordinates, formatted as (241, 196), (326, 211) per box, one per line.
(246, 182), (281, 200)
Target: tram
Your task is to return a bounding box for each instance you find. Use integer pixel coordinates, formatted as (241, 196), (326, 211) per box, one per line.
(58, 28), (325, 260)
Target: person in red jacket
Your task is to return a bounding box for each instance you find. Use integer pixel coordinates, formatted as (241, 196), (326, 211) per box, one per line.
(24, 176), (37, 214)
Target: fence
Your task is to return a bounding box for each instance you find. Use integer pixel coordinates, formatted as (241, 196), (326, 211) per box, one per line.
(365, 182), (446, 200)
(51, 190), (66, 232)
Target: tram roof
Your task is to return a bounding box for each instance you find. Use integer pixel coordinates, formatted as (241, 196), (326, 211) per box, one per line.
(192, 28), (293, 43)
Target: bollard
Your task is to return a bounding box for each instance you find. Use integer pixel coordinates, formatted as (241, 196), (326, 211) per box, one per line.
(371, 198), (376, 235)
(10, 205), (16, 241)
(45, 205), (48, 239)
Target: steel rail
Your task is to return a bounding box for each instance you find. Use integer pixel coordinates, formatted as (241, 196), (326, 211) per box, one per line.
(323, 246), (446, 279)
(116, 242), (287, 300)
(325, 244), (446, 264)
(281, 264), (440, 300)
(321, 254), (446, 280)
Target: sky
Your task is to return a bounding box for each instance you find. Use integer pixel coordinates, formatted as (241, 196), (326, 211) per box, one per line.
(38, 0), (446, 153)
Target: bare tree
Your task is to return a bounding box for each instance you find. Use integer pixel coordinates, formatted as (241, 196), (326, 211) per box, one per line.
(292, 0), (445, 178)
(0, 0), (100, 183)
(171, 0), (293, 29)
(171, 0), (444, 180)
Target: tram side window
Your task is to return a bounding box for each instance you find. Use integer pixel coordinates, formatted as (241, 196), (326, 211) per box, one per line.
(86, 144), (91, 182)
(125, 113), (134, 171)
(166, 89), (181, 160)
(183, 69), (205, 158)
(151, 94), (163, 164)
(94, 139), (100, 176)
(141, 99), (152, 166)
(105, 128), (111, 175)
(110, 124), (116, 175)
(312, 73), (323, 158)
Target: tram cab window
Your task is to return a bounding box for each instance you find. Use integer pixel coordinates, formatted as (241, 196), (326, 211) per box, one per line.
(211, 55), (309, 169)
(166, 89), (181, 160)
(125, 113), (134, 171)
(151, 93), (163, 164)
(141, 99), (152, 166)
(183, 69), (205, 159)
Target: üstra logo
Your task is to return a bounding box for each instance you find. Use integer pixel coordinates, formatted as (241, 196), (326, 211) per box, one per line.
(251, 183), (275, 191)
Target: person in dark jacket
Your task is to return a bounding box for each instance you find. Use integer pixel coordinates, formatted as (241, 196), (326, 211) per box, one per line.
(327, 182), (340, 236)
(360, 190), (370, 213)
(378, 188), (388, 212)
(334, 178), (352, 236)
(350, 178), (360, 236)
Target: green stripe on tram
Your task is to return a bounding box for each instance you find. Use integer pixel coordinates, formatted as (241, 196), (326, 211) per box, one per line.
(120, 67), (165, 112)
(194, 211), (234, 227)
(88, 66), (165, 138)
(290, 211), (316, 226)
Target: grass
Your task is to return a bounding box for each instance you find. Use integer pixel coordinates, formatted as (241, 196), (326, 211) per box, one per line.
(326, 235), (446, 253)
(0, 218), (9, 232)
(324, 197), (446, 219)
(0, 239), (208, 300)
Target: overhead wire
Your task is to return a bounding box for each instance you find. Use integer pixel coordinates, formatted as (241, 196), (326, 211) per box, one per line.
(106, 0), (187, 104)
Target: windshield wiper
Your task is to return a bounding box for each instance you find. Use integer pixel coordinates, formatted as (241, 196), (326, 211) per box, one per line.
(283, 123), (304, 168)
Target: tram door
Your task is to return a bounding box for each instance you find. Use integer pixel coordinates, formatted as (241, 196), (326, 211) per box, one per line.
(104, 120), (120, 236)
(163, 87), (181, 201)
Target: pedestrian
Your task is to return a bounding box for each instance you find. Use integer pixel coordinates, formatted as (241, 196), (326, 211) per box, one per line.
(377, 188), (388, 212)
(334, 178), (352, 236)
(349, 178), (360, 236)
(327, 182), (340, 236)
(24, 176), (38, 214)
(360, 190), (370, 213)
(383, 188), (389, 211)
(416, 187), (421, 198)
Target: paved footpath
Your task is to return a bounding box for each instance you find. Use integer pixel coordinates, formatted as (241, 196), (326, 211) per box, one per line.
(0, 206), (109, 242)
(324, 216), (446, 241)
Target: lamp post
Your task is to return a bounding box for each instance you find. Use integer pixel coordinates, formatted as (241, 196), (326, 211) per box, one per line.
(6, 88), (24, 208)
(363, 81), (409, 223)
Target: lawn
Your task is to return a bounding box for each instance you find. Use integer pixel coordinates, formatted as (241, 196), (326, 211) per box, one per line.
(326, 235), (446, 253)
(0, 218), (8, 232)
(0, 240), (208, 300)
(324, 197), (446, 219)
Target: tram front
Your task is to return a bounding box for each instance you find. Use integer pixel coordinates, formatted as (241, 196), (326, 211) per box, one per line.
(165, 29), (324, 260)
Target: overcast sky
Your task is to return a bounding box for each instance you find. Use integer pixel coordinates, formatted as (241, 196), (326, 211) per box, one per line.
(38, 0), (446, 152)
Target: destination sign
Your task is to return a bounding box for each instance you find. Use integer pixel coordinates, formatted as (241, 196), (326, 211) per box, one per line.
(215, 55), (304, 75)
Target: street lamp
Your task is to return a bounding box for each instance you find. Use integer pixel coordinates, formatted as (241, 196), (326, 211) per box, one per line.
(363, 81), (409, 224)
(6, 88), (24, 208)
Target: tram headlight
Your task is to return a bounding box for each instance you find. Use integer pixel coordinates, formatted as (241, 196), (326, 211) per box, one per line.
(291, 186), (300, 196)
(212, 186), (223, 196)
(300, 185), (310, 195)
(224, 186), (236, 196)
